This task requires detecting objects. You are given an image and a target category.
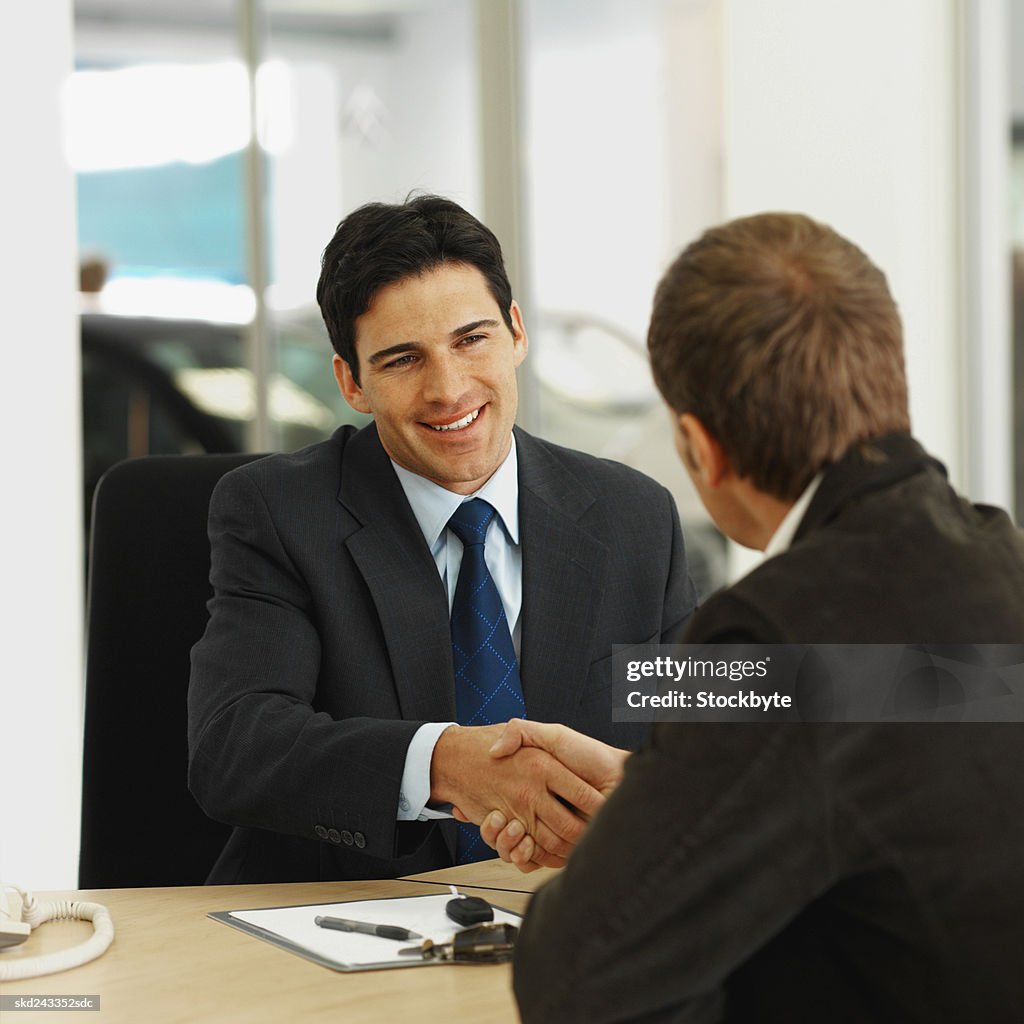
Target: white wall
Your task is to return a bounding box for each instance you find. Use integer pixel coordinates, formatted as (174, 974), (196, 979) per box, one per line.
(961, 0), (1012, 513)
(1011, 0), (1024, 120)
(0, 2), (83, 888)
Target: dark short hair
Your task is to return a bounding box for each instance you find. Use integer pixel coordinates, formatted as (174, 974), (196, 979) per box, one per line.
(316, 194), (514, 385)
(648, 212), (910, 500)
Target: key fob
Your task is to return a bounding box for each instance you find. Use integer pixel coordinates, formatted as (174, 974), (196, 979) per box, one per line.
(446, 896), (494, 926)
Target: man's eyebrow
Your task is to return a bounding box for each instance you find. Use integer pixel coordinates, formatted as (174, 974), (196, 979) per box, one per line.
(366, 320), (502, 366)
(451, 318), (500, 338)
(367, 342), (420, 366)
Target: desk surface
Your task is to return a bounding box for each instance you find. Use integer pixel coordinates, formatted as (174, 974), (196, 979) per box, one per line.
(0, 862), (548, 1024)
(404, 861), (555, 895)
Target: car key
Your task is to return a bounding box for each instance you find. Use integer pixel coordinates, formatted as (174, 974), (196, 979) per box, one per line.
(446, 895), (494, 926)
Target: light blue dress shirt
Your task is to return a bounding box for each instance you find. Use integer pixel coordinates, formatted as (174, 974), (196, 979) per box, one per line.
(390, 437), (522, 822)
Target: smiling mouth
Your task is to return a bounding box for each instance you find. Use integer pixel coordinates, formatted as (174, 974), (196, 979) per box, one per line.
(427, 407), (481, 432)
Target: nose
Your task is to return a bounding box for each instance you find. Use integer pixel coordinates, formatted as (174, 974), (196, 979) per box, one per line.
(421, 351), (468, 407)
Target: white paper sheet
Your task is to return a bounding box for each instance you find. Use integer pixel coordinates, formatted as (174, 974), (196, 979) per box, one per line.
(220, 893), (522, 971)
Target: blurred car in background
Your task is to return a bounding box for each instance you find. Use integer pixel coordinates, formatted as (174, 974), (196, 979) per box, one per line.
(81, 310), (368, 536)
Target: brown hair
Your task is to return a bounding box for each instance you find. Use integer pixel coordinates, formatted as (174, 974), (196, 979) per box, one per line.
(648, 212), (910, 500)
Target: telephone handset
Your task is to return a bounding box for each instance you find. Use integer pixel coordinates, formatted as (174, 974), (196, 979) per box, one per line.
(0, 885), (114, 980)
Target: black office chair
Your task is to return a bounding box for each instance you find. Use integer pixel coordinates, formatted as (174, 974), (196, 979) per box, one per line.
(79, 452), (265, 888)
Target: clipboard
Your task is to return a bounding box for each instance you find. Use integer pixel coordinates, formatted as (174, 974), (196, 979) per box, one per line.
(210, 892), (523, 972)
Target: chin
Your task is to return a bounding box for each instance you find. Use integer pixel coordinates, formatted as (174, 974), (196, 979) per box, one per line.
(445, 451), (505, 490)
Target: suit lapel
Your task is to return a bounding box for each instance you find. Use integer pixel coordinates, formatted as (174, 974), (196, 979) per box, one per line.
(338, 424), (456, 722)
(515, 429), (609, 724)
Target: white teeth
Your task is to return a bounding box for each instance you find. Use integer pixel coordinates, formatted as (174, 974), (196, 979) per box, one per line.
(431, 408), (480, 432)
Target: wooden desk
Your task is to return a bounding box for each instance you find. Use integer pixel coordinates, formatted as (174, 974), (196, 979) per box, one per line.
(0, 863), (540, 1023)
(404, 861), (555, 895)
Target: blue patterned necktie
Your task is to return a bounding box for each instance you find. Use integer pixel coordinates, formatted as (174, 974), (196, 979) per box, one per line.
(447, 498), (526, 863)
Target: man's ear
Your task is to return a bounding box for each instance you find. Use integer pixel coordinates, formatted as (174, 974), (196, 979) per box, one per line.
(509, 300), (529, 367)
(677, 412), (731, 488)
(333, 354), (372, 415)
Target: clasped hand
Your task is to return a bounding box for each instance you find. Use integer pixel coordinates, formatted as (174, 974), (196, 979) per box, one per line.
(435, 719), (629, 872)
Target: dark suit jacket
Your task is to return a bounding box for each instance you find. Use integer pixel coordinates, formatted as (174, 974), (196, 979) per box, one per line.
(187, 423), (696, 882)
(514, 434), (1024, 1023)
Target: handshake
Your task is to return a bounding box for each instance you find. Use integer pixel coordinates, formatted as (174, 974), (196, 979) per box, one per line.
(430, 719), (630, 873)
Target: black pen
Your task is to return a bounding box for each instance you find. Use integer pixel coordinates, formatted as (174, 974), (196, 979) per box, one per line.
(314, 915), (423, 941)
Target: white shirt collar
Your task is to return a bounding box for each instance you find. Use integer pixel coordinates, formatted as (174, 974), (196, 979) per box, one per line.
(391, 434), (520, 548)
(762, 472), (824, 559)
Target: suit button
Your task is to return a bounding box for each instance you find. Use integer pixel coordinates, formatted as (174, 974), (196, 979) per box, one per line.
(314, 825), (328, 839)
(340, 830), (354, 846)
(327, 828), (342, 844)
(353, 832), (366, 849)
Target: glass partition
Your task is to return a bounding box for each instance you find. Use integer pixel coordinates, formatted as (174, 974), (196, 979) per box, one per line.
(520, 0), (727, 596)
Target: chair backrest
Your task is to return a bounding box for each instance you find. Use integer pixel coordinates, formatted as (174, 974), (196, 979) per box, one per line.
(79, 452), (264, 888)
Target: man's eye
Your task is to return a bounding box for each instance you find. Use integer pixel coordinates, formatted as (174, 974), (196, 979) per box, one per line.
(384, 354), (417, 369)
(460, 334), (486, 346)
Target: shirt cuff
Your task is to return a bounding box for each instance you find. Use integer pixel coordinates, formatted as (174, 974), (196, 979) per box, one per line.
(397, 722), (457, 821)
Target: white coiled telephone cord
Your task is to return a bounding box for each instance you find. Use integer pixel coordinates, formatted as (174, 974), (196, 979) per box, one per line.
(0, 885), (114, 980)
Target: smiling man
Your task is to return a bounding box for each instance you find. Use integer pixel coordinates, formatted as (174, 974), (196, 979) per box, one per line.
(187, 195), (696, 882)
(331, 262), (524, 495)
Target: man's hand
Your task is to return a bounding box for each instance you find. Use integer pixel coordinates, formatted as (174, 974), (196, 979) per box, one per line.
(469, 720), (630, 871)
(489, 719), (629, 797)
(431, 723), (606, 867)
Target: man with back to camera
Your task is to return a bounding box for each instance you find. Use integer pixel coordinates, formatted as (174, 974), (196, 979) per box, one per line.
(186, 194), (697, 882)
(496, 212), (1024, 1021)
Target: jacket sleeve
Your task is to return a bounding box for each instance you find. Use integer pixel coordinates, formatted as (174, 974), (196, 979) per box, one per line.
(187, 467), (429, 864)
(660, 485), (699, 644)
(512, 721), (833, 1023)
